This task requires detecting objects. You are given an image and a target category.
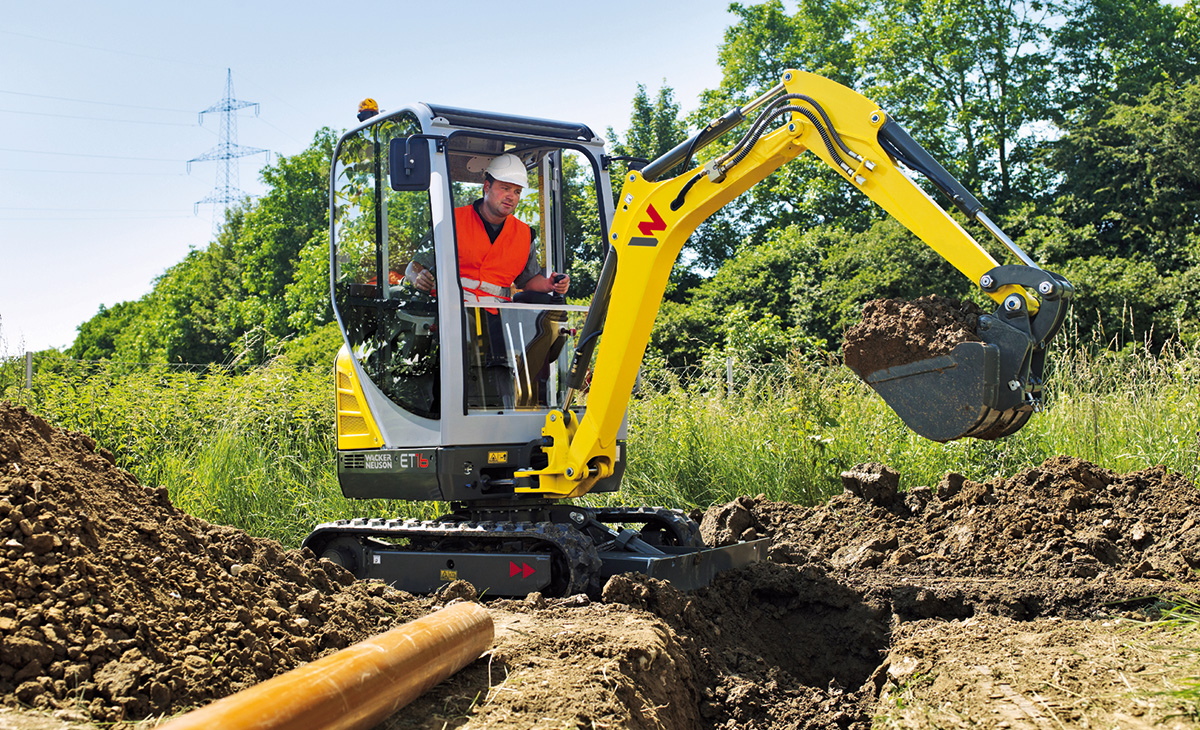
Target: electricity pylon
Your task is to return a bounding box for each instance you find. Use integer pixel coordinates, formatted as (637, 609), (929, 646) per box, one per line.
(189, 69), (270, 234)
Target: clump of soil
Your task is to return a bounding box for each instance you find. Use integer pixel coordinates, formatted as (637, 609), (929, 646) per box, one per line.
(842, 294), (983, 376)
(3, 400), (1199, 730)
(0, 402), (432, 723)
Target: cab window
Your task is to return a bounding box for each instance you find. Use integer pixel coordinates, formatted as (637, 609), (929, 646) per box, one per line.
(332, 114), (439, 419)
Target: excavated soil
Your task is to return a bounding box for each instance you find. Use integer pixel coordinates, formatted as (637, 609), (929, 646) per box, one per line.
(2, 401), (1199, 729)
(842, 294), (984, 376)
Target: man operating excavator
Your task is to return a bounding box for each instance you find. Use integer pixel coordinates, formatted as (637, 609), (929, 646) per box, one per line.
(406, 153), (570, 302)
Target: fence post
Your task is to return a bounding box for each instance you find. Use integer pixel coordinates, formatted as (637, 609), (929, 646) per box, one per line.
(24, 351), (32, 390)
(727, 355), (734, 398)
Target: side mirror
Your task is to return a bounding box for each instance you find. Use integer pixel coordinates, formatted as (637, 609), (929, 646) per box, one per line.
(389, 136), (431, 191)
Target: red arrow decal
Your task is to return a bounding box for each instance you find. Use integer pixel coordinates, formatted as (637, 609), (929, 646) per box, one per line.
(637, 204), (667, 236)
(509, 561), (537, 578)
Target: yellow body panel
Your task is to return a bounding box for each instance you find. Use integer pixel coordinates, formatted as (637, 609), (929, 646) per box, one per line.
(335, 345), (384, 450)
(520, 70), (1025, 498)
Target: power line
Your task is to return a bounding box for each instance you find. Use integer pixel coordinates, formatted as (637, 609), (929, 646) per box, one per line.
(0, 146), (183, 162)
(0, 29), (211, 68)
(0, 206), (190, 212)
(0, 214), (198, 221)
(253, 116), (305, 145)
(0, 89), (196, 114)
(0, 107), (211, 128)
(0, 167), (189, 176)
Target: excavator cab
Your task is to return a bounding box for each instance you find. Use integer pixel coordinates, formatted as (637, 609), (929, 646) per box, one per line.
(327, 108), (622, 501)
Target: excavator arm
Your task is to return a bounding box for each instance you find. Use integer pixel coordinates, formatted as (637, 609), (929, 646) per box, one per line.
(518, 70), (1072, 499)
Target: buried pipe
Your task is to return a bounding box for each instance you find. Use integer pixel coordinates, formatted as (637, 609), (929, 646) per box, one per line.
(159, 602), (493, 730)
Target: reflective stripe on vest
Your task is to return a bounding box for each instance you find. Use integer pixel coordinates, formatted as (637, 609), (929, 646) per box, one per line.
(454, 205), (531, 292)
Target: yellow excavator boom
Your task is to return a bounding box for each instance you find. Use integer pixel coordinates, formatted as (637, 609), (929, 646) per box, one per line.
(518, 70), (1072, 498)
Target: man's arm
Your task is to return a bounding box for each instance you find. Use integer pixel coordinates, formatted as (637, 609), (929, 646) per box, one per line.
(513, 239), (569, 295)
(521, 272), (570, 295)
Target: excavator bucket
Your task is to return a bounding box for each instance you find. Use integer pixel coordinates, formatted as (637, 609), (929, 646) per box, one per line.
(852, 266), (1073, 442)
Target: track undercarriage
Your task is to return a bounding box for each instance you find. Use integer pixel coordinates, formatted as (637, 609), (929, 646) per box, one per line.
(302, 503), (767, 597)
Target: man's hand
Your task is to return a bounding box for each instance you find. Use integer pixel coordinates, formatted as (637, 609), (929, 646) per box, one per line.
(406, 261), (436, 293)
(549, 272), (569, 295)
(414, 269), (436, 292)
(520, 271), (570, 296)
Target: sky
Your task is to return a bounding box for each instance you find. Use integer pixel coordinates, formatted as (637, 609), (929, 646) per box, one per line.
(0, 0), (737, 355)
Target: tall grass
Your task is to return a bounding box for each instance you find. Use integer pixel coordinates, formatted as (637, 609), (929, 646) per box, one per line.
(618, 339), (1200, 509)
(1038, 341), (1200, 473)
(1, 358), (429, 547)
(3, 339), (1199, 547)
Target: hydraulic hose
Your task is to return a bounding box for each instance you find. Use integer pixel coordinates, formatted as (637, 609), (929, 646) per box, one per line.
(788, 94), (863, 162)
(642, 107), (746, 182)
(722, 94), (851, 172)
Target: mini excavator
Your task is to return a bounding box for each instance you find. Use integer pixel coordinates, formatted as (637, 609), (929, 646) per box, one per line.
(302, 71), (1073, 597)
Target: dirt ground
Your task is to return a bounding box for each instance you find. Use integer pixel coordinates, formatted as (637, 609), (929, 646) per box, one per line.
(2, 400), (1199, 729)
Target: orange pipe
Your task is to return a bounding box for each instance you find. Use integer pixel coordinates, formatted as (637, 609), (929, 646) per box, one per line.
(159, 602), (493, 730)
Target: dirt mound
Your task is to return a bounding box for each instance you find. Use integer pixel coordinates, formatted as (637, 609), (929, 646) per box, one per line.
(3, 400), (1199, 729)
(719, 457), (1200, 587)
(0, 402), (433, 723)
(842, 294), (983, 376)
(598, 567), (885, 728)
(600, 454), (1200, 728)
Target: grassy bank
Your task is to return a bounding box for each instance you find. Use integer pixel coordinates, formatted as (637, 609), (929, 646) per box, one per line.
(1, 357), (424, 547)
(3, 342), (1199, 548)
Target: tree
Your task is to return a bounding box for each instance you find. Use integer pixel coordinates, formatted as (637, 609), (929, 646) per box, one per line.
(68, 130), (336, 364)
(1054, 0), (1200, 123)
(561, 153), (607, 297)
(698, 0), (862, 108)
(817, 217), (981, 334)
(649, 223), (829, 366)
(284, 230), (333, 334)
(1056, 255), (1183, 347)
(1052, 79), (1200, 272)
(606, 83), (689, 175)
(858, 0), (1057, 211)
(68, 301), (143, 360)
(154, 236), (246, 363)
(605, 83), (715, 294)
(232, 129), (336, 344)
(689, 0), (876, 245)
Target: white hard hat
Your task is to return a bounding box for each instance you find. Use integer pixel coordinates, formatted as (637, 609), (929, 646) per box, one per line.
(486, 153), (528, 188)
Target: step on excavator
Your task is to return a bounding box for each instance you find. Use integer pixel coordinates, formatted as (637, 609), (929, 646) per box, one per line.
(302, 71), (1073, 597)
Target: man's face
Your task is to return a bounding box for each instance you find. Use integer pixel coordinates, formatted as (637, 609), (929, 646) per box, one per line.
(480, 178), (523, 224)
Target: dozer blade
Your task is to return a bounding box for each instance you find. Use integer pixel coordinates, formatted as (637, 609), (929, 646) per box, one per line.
(860, 266), (1073, 443)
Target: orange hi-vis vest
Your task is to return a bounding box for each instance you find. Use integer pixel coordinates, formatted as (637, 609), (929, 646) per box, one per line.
(454, 204), (531, 294)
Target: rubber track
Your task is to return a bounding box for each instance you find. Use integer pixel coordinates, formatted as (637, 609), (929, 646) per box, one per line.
(305, 518), (603, 596)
